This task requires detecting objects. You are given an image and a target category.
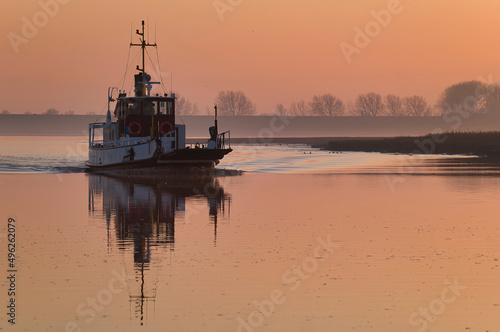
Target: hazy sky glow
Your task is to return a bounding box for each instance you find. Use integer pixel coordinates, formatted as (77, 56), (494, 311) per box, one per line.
(2, 0), (500, 114)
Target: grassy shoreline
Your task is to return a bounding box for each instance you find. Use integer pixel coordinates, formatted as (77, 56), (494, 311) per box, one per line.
(322, 131), (500, 157)
(232, 131), (500, 157)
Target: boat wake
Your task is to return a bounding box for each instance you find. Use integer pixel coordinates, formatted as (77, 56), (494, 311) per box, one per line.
(0, 155), (86, 174)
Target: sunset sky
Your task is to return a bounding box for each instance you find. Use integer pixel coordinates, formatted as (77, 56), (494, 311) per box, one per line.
(2, 0), (500, 115)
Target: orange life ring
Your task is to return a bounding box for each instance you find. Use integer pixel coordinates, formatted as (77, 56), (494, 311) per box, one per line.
(128, 121), (142, 136)
(160, 121), (174, 135)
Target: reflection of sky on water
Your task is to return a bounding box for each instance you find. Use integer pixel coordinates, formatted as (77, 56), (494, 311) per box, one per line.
(2, 136), (500, 175)
(219, 144), (500, 175)
(1, 168), (499, 331)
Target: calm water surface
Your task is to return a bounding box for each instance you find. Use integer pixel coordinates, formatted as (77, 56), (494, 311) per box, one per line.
(0, 136), (499, 331)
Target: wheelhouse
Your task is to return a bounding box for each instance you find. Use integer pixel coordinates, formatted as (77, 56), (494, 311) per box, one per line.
(115, 94), (176, 138)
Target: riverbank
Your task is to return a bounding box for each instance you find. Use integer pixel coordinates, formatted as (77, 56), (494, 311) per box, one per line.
(229, 131), (500, 159)
(321, 131), (500, 157)
(232, 131), (500, 157)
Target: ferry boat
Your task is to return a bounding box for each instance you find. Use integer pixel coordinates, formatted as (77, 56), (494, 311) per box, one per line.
(85, 21), (232, 171)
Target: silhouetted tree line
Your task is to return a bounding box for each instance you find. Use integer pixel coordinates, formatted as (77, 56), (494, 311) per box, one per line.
(171, 90), (256, 116)
(34, 108), (75, 115)
(273, 93), (431, 117)
(8, 81), (500, 116)
(436, 80), (500, 115)
(215, 90), (256, 116)
(176, 96), (200, 116)
(213, 81), (500, 116)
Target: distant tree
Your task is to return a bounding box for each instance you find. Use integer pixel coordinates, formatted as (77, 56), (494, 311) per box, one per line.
(215, 90), (256, 116)
(86, 112), (96, 115)
(436, 81), (492, 114)
(64, 110), (75, 115)
(351, 93), (384, 116)
(176, 96), (199, 115)
(274, 103), (288, 115)
(193, 103), (200, 115)
(484, 83), (500, 114)
(1, 110), (10, 114)
(384, 95), (404, 116)
(24, 111), (33, 114)
(403, 96), (432, 116)
(44, 108), (59, 115)
(310, 94), (344, 116)
(289, 100), (310, 116)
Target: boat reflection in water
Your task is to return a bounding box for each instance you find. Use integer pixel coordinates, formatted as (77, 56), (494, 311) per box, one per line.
(87, 171), (237, 326)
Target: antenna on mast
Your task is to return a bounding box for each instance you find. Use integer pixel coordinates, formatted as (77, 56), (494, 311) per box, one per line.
(129, 20), (158, 97)
(130, 20), (157, 73)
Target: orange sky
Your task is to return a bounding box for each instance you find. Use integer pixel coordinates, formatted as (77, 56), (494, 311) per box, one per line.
(2, 0), (500, 115)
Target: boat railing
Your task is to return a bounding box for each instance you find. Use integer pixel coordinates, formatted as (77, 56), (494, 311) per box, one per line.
(185, 142), (209, 149)
(90, 137), (152, 149)
(184, 131), (230, 150)
(218, 131), (231, 149)
(162, 130), (176, 139)
(89, 121), (179, 149)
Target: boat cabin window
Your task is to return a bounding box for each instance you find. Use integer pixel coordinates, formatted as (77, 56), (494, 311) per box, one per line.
(127, 101), (141, 115)
(159, 101), (167, 115)
(158, 101), (173, 115)
(121, 99), (173, 116)
(167, 101), (174, 115)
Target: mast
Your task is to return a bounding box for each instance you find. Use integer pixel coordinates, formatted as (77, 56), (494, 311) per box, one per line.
(214, 105), (218, 137)
(130, 20), (158, 97)
(130, 20), (157, 73)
